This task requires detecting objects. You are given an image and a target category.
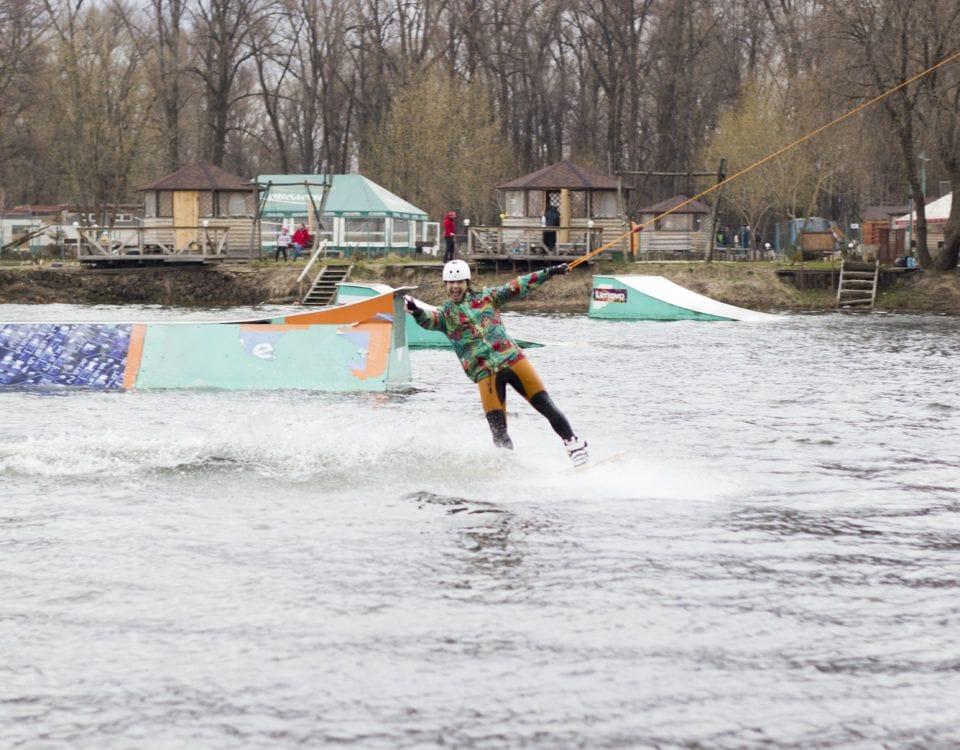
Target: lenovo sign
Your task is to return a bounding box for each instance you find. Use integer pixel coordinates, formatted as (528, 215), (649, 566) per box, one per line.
(592, 287), (628, 303)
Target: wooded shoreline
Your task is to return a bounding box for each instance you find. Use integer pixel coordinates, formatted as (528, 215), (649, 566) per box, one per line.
(1, 262), (958, 314)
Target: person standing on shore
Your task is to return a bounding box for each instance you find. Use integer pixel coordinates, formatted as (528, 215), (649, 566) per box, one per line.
(275, 226), (291, 262)
(443, 210), (457, 263)
(405, 259), (588, 467)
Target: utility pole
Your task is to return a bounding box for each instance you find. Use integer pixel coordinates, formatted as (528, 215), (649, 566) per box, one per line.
(907, 187), (913, 254)
(705, 158), (726, 263)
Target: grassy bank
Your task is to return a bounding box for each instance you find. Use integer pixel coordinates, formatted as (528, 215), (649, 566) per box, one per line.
(0, 259), (957, 313)
(369, 260), (805, 313)
(361, 258), (960, 314)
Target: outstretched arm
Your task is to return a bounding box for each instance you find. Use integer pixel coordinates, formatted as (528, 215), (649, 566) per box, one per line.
(489, 264), (568, 306)
(406, 296), (445, 332)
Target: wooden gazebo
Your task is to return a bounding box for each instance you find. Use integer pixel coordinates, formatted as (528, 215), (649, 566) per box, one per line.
(499, 159), (624, 241)
(141, 161), (256, 257)
(467, 159), (630, 264)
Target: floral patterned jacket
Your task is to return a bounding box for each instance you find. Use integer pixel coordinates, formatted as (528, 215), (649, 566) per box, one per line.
(411, 269), (555, 382)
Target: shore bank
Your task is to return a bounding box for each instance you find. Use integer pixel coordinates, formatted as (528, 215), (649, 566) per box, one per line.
(1, 261), (957, 313)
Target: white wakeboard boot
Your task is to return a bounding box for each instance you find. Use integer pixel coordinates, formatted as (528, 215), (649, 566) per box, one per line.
(564, 436), (589, 468)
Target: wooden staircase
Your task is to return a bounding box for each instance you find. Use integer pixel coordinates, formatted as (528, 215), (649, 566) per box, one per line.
(836, 259), (879, 309)
(301, 264), (352, 306)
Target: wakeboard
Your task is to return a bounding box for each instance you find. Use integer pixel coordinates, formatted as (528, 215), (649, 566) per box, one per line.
(569, 449), (631, 473)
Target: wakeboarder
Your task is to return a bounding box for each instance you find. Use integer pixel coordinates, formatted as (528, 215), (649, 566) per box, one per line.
(406, 260), (588, 467)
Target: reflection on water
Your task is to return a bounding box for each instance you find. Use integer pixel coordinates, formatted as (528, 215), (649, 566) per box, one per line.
(2, 307), (960, 748)
(404, 490), (524, 580)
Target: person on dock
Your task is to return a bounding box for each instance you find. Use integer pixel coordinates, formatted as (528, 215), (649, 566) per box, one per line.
(443, 210), (457, 263)
(275, 226), (291, 261)
(405, 259), (588, 467)
(542, 204), (560, 253)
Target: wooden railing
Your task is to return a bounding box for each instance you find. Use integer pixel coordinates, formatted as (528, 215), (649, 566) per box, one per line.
(75, 226), (230, 259)
(296, 240), (329, 284)
(466, 225), (605, 259)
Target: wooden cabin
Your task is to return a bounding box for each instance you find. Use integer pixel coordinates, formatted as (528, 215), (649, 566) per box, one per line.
(141, 161), (256, 257)
(489, 159), (627, 258)
(860, 204), (908, 263)
(636, 195), (712, 258)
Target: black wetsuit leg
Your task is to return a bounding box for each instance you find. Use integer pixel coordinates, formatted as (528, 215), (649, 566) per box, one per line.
(485, 410), (513, 449)
(529, 391), (574, 441)
(495, 367), (575, 442)
(482, 366), (514, 448)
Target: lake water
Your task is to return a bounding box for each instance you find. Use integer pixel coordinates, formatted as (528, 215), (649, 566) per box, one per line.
(2, 306), (959, 748)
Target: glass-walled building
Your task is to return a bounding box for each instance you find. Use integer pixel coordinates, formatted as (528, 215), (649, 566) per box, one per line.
(257, 174), (436, 257)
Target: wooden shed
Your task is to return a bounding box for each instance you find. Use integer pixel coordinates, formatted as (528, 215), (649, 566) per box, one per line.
(141, 161), (256, 257)
(636, 195), (712, 258)
(495, 159), (626, 254)
(862, 204), (909, 263)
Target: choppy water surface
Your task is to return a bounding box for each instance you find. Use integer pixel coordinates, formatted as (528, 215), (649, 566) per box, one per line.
(2, 305), (959, 749)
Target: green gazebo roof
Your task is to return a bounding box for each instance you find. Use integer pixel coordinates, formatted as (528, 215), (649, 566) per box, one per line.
(256, 174), (427, 220)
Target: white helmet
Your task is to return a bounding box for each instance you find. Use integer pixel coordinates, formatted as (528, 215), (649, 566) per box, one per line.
(442, 259), (471, 281)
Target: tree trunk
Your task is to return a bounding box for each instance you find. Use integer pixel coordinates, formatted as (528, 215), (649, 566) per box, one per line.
(908, 176), (931, 267)
(934, 173), (959, 270)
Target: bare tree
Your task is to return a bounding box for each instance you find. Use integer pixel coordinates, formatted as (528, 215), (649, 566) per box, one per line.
(569, 0), (655, 173)
(826, 0), (949, 266)
(150, 0), (190, 170)
(41, 0), (154, 217)
(1, 0), (954, 244)
(290, 0), (360, 172)
(0, 0), (47, 203)
(926, 0), (960, 270)
(363, 67), (514, 221)
(189, 0), (259, 165)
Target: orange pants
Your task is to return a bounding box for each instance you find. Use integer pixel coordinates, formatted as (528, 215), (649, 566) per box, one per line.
(476, 358), (573, 447)
(477, 357), (545, 413)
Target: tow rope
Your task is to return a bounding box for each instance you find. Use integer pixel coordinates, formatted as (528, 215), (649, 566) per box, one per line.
(567, 48), (960, 270)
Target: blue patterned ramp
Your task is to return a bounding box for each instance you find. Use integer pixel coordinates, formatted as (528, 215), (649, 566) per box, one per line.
(0, 324), (132, 389)
(0, 291), (411, 392)
(132, 323), (392, 391)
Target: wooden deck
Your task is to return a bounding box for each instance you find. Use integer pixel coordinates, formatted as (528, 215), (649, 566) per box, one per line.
(75, 225), (233, 268)
(467, 224), (616, 263)
(77, 253), (224, 269)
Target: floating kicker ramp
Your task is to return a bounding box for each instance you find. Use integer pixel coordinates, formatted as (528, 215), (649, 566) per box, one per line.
(0, 290), (411, 391)
(588, 275), (777, 322)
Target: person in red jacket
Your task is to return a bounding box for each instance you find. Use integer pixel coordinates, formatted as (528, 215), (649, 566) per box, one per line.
(442, 210), (457, 263)
(291, 223), (312, 260)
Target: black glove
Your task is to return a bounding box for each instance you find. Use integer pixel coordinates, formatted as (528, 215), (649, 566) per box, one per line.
(405, 296), (421, 314)
(548, 263), (569, 276)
